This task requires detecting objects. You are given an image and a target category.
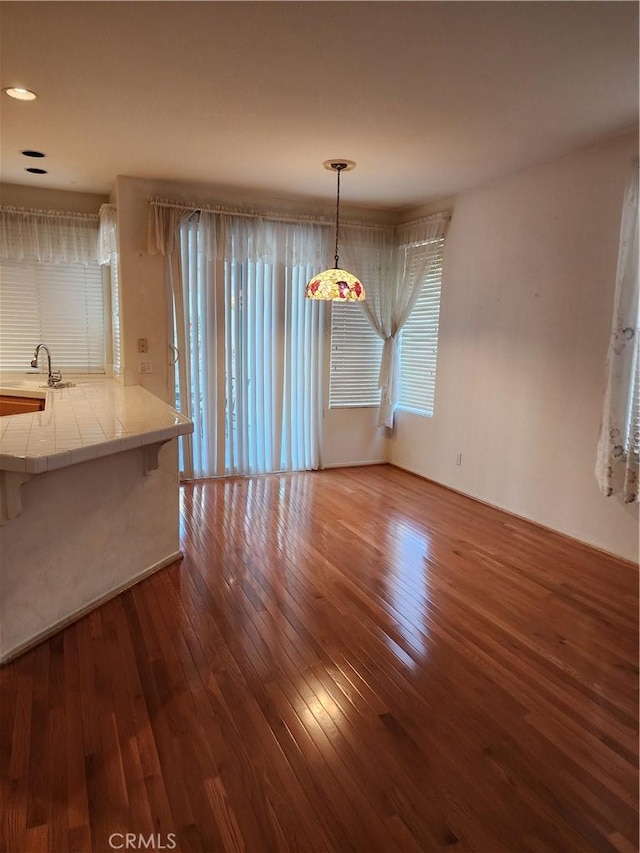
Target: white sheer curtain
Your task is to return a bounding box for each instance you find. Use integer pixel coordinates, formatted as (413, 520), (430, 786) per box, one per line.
(149, 201), (327, 478)
(0, 205), (99, 264)
(595, 160), (639, 503)
(97, 204), (117, 263)
(98, 204), (121, 376)
(342, 213), (449, 428)
(148, 202), (197, 474)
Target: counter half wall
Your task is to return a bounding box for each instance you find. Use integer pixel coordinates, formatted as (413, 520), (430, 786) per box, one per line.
(0, 379), (193, 664)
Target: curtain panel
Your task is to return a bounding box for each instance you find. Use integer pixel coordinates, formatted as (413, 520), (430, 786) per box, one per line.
(595, 160), (639, 503)
(99, 204), (122, 376)
(0, 205), (99, 265)
(98, 204), (118, 264)
(342, 212), (449, 428)
(148, 202), (196, 474)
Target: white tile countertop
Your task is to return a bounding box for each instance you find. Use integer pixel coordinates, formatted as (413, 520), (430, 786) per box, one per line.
(0, 377), (193, 474)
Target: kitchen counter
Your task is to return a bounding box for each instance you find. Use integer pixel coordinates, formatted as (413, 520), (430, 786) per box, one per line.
(0, 376), (193, 665)
(0, 377), (192, 473)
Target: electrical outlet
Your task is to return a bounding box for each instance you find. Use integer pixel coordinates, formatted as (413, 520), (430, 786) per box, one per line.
(456, 453), (462, 466)
(139, 360), (152, 374)
(137, 337), (148, 353)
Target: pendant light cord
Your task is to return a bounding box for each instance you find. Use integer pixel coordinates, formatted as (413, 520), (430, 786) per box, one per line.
(334, 164), (344, 269)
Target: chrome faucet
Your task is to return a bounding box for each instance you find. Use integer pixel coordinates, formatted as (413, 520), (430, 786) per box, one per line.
(31, 343), (62, 387)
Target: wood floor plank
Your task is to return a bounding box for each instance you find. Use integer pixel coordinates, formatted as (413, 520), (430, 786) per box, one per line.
(63, 629), (91, 840)
(151, 571), (329, 852)
(1, 652), (33, 853)
(0, 465), (637, 852)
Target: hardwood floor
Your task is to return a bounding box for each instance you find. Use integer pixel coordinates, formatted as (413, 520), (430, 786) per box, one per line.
(1, 465), (638, 853)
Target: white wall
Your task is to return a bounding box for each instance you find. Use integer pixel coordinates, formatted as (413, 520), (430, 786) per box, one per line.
(114, 177), (169, 396)
(322, 408), (388, 467)
(390, 132), (639, 561)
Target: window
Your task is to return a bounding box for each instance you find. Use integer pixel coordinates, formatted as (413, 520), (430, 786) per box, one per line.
(398, 237), (445, 416)
(0, 259), (106, 372)
(329, 302), (383, 407)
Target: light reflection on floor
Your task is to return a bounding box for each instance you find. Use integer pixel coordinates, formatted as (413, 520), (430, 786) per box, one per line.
(180, 477), (437, 675)
(300, 686), (343, 729)
(382, 515), (434, 668)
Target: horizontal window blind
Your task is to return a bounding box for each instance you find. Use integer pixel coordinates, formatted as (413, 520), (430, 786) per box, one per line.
(0, 259), (105, 372)
(329, 302), (382, 408)
(398, 238), (445, 416)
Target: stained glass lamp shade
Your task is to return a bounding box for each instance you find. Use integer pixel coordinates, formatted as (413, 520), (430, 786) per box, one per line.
(306, 268), (364, 301)
(305, 160), (365, 302)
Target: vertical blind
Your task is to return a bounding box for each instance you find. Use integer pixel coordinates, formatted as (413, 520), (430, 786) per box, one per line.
(220, 258), (323, 474)
(398, 237), (445, 415)
(0, 259), (105, 372)
(329, 303), (383, 407)
(176, 214), (326, 478)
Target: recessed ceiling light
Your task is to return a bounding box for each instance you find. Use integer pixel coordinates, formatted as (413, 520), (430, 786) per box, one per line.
(4, 87), (38, 101)
(21, 149), (46, 158)
(25, 167), (47, 175)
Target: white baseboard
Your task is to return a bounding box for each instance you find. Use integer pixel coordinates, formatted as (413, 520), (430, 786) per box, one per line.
(391, 463), (638, 566)
(322, 460), (388, 469)
(0, 551), (183, 666)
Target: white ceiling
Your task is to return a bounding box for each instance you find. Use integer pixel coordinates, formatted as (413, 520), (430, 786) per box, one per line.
(0, 1), (637, 210)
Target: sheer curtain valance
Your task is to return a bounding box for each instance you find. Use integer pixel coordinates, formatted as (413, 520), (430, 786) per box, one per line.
(148, 200), (329, 267)
(0, 205), (99, 265)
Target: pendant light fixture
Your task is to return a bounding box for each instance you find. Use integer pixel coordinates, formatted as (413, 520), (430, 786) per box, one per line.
(306, 160), (365, 301)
